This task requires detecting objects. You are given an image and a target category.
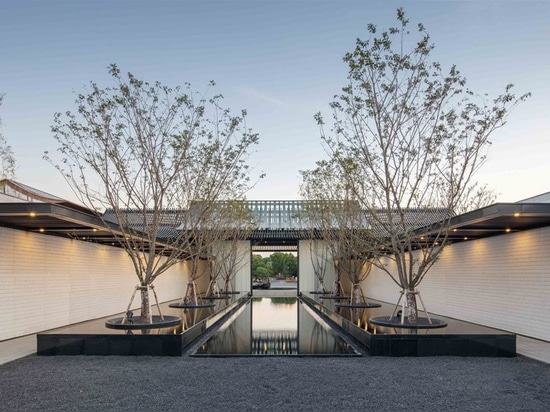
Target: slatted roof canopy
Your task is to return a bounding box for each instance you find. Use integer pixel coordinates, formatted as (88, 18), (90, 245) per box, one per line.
(3, 180), (550, 250)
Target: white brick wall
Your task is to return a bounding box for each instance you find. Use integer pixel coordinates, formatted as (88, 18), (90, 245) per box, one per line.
(363, 226), (550, 342)
(3, 222), (550, 363)
(298, 240), (337, 293)
(0, 226), (188, 342)
(233, 241), (252, 293)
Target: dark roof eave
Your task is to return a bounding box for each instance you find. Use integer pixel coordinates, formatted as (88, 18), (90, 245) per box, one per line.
(448, 203), (550, 227)
(0, 202), (134, 241)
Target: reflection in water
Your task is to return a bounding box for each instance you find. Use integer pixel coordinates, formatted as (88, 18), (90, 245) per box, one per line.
(252, 331), (296, 355)
(252, 298), (297, 354)
(194, 297), (359, 356)
(336, 305), (370, 331)
(181, 306), (215, 330)
(253, 297), (297, 331)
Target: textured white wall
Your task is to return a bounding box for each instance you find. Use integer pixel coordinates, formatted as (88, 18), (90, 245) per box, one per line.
(0, 226), (188, 342)
(230, 240), (252, 293)
(3, 222), (550, 363)
(363, 226), (550, 342)
(298, 240), (337, 293)
(298, 240), (315, 293)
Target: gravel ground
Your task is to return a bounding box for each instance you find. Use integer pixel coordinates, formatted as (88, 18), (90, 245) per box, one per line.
(1, 354), (550, 411)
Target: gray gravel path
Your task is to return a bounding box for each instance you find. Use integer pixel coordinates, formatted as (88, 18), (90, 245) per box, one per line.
(1, 354), (550, 411)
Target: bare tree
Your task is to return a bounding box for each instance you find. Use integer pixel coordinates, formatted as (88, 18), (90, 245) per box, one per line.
(212, 241), (249, 295)
(305, 238), (331, 294)
(301, 160), (375, 305)
(175, 200), (254, 305)
(47, 65), (260, 324)
(210, 203), (254, 296)
(314, 9), (529, 323)
(0, 95), (17, 180)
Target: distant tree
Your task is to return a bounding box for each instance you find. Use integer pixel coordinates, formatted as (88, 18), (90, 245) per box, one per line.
(313, 9), (530, 323)
(252, 254), (272, 279)
(47, 65), (260, 324)
(215, 236), (252, 294)
(174, 200), (255, 304)
(305, 239), (331, 294)
(300, 200), (332, 294)
(0, 95), (17, 180)
(203, 200), (255, 296)
(301, 160), (375, 303)
(285, 253), (298, 277)
(270, 252), (297, 278)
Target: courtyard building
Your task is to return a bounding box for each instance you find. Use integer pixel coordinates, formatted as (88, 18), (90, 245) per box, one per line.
(1, 179), (550, 363)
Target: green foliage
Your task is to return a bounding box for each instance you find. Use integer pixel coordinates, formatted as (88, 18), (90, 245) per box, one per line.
(251, 253), (297, 279)
(270, 297), (297, 305)
(48, 64), (260, 212)
(251, 254), (272, 278)
(319, 8), (529, 217)
(46, 64), (261, 288)
(269, 252), (297, 278)
(307, 8), (530, 301)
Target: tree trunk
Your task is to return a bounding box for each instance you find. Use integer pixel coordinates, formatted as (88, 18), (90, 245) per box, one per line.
(351, 283), (362, 305)
(184, 280), (198, 305)
(406, 289), (418, 323)
(332, 280), (341, 296)
(223, 277), (231, 294)
(140, 285), (151, 323)
(319, 279), (328, 293)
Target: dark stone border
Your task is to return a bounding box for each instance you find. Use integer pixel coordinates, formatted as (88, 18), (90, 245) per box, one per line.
(306, 296), (516, 357)
(37, 298), (247, 357)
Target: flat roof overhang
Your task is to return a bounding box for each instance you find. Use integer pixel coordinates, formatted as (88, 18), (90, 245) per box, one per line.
(420, 203), (550, 243)
(2, 202), (550, 249)
(0, 202), (114, 240)
(0, 202), (171, 252)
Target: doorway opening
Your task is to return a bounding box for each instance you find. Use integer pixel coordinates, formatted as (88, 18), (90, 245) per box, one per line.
(251, 242), (298, 295)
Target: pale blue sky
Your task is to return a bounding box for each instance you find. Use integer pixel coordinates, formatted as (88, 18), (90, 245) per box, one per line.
(1, 0), (549, 203)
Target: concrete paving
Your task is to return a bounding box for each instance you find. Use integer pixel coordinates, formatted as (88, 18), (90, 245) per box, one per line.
(517, 335), (550, 364)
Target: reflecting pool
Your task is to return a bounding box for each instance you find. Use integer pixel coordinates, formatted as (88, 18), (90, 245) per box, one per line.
(193, 297), (361, 356)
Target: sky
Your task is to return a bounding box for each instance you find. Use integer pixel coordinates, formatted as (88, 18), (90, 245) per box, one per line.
(1, 0), (549, 204)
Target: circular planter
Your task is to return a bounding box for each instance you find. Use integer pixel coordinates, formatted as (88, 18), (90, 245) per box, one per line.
(105, 315), (181, 330)
(202, 294), (233, 300)
(369, 316), (447, 329)
(335, 302), (382, 309)
(318, 295), (349, 300)
(168, 302), (215, 309)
